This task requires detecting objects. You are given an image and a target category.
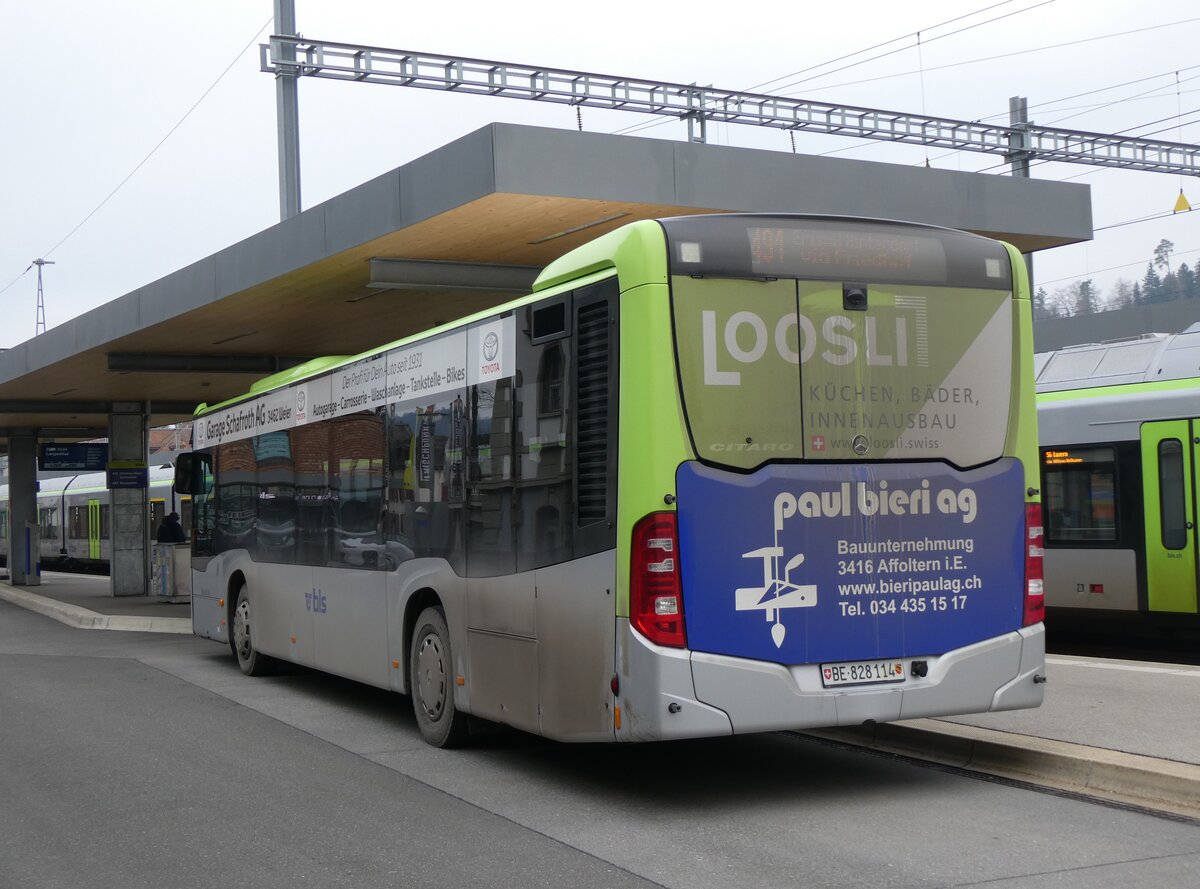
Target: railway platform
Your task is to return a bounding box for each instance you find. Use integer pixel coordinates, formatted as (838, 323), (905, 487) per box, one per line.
(0, 570), (190, 634)
(3, 570), (1198, 819)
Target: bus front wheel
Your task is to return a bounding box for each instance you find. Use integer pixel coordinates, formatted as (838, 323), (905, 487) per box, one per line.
(410, 607), (468, 748)
(231, 585), (271, 676)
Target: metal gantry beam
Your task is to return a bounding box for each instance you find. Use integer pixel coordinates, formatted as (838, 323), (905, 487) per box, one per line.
(261, 36), (1200, 177)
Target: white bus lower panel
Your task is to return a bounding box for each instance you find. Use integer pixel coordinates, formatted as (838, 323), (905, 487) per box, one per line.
(618, 621), (1045, 740)
(690, 626), (1044, 734)
(617, 619), (733, 742)
(192, 589), (226, 643)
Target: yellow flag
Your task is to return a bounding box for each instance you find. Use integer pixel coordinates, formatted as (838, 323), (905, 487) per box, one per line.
(1174, 189), (1192, 213)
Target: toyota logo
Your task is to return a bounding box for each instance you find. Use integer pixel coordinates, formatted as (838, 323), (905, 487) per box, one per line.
(483, 332), (499, 361)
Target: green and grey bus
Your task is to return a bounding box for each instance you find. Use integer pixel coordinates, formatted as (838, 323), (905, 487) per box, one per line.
(176, 213), (1046, 746)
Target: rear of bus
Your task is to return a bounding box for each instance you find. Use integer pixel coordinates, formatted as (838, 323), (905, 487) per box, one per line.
(614, 214), (1045, 740)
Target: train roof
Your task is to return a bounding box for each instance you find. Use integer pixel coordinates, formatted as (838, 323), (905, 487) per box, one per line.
(1035, 324), (1200, 393)
(1036, 327), (1200, 445)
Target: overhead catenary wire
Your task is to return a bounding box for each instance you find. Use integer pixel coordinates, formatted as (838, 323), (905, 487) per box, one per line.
(770, 0), (1058, 96)
(613, 9), (1198, 158)
(0, 16), (274, 301)
(784, 14), (1200, 97)
(754, 0), (1052, 94)
(1036, 244), (1200, 289)
(611, 0), (1055, 138)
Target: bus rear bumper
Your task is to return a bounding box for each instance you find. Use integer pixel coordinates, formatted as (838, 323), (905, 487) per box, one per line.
(689, 625), (1045, 734)
(617, 619), (734, 741)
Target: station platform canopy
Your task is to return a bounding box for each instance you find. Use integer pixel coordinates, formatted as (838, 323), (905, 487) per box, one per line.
(0, 122), (1092, 452)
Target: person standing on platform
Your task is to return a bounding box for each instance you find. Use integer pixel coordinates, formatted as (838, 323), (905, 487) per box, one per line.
(156, 511), (187, 543)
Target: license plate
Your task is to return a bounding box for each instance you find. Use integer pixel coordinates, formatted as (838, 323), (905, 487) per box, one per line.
(821, 659), (906, 688)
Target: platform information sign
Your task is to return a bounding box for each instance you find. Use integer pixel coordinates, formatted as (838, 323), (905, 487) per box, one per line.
(39, 443), (109, 472)
(107, 467), (149, 489)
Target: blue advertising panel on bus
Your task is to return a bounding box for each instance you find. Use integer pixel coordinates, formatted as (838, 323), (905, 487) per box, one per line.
(676, 459), (1026, 664)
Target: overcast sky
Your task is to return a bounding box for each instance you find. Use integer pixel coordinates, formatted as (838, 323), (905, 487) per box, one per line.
(2, 0), (1198, 348)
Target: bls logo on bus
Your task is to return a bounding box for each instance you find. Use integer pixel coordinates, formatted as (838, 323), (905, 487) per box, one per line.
(305, 589), (327, 613)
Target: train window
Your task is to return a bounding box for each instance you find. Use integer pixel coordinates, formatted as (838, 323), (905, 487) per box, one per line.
(1158, 439), (1188, 550)
(149, 501), (165, 533)
(69, 506), (87, 539)
(1042, 446), (1118, 544)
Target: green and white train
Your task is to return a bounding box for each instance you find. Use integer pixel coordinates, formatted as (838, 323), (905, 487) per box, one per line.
(0, 465), (188, 571)
(1037, 327), (1200, 634)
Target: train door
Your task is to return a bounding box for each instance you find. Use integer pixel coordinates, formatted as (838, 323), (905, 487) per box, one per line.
(87, 499), (102, 561)
(1140, 420), (1199, 614)
(149, 499), (165, 539)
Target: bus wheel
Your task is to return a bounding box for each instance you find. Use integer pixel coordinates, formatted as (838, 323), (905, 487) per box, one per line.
(410, 607), (468, 748)
(231, 585), (271, 676)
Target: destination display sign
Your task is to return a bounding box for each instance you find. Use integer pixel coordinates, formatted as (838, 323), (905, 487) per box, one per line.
(39, 443), (109, 471)
(1042, 447), (1111, 467)
(746, 225), (946, 281)
(661, 215), (1013, 290)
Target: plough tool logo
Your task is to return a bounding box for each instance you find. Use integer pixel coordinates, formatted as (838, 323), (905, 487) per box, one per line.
(736, 535), (818, 649)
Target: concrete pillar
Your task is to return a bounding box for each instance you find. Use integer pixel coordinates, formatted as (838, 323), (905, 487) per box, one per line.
(6, 434), (39, 585)
(108, 403), (149, 597)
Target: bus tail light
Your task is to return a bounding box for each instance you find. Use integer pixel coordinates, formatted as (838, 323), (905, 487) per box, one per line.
(630, 512), (687, 648)
(1023, 503), (1045, 627)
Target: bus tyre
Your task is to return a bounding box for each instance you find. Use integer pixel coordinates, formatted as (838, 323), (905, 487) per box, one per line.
(410, 607), (468, 748)
(231, 585), (271, 676)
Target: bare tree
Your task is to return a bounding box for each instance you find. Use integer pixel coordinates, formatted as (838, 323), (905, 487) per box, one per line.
(1049, 284), (1077, 317)
(1107, 278), (1135, 309)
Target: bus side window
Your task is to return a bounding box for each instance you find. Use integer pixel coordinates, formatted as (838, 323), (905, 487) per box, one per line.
(386, 394), (466, 574)
(464, 379), (516, 577)
(330, 413), (386, 570)
(515, 336), (573, 572)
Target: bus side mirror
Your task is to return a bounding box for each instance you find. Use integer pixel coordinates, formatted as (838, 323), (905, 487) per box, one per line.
(174, 453), (212, 495)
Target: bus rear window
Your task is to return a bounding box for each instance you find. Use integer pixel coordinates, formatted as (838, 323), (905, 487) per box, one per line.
(671, 274), (1014, 469)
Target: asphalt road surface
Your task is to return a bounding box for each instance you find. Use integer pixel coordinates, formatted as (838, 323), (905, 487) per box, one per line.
(2, 599), (1198, 889)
